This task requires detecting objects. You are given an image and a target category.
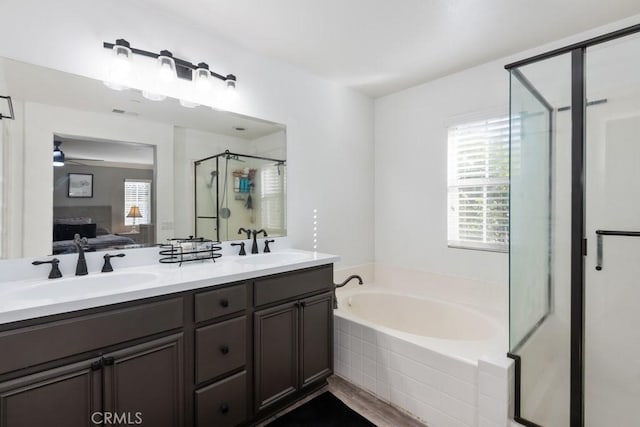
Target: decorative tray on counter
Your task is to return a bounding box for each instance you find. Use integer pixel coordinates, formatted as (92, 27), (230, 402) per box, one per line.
(158, 237), (222, 265)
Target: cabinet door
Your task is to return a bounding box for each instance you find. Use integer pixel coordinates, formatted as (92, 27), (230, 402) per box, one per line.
(254, 301), (298, 412)
(103, 333), (184, 427)
(300, 292), (333, 387)
(0, 359), (101, 427)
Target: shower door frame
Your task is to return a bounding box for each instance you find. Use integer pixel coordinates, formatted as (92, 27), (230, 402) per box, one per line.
(505, 22), (640, 427)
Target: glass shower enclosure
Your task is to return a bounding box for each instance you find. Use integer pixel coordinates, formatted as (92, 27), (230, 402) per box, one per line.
(508, 25), (640, 427)
(194, 150), (286, 242)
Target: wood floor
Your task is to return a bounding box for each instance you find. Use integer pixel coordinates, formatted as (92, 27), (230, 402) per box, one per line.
(257, 375), (427, 427)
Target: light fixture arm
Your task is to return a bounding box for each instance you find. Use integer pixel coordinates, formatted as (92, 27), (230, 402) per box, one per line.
(103, 39), (236, 85)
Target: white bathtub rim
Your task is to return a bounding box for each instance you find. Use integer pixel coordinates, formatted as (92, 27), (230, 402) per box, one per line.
(335, 287), (508, 364)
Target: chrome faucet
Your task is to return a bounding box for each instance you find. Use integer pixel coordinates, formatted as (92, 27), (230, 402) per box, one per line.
(333, 275), (363, 309)
(251, 229), (268, 254)
(73, 233), (89, 276)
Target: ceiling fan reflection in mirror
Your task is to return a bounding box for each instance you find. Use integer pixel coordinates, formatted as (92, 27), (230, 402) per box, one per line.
(53, 140), (104, 167)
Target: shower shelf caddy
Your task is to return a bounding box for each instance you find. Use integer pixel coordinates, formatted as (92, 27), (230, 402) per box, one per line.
(158, 237), (222, 265)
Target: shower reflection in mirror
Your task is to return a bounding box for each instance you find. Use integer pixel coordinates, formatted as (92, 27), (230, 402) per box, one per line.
(194, 150), (286, 241)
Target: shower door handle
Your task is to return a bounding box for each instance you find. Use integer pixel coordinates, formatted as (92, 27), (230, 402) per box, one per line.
(595, 229), (640, 271)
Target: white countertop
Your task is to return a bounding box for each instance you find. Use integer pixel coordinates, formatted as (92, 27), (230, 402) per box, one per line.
(0, 249), (339, 325)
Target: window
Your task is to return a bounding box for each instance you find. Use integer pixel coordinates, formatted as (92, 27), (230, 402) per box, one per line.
(447, 115), (515, 251)
(124, 179), (152, 226)
(260, 164), (286, 234)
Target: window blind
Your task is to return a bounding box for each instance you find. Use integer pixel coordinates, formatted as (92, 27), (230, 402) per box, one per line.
(260, 165), (285, 233)
(447, 116), (518, 251)
(124, 179), (152, 226)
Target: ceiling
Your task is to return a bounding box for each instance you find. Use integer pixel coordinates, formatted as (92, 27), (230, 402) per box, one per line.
(138, 0), (640, 97)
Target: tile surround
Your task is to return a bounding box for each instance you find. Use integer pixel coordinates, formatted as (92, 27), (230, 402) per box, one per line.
(334, 315), (515, 427)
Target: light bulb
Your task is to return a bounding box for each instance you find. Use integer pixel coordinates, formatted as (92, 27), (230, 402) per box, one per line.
(157, 51), (177, 82)
(104, 39), (132, 91)
(194, 63), (212, 91)
(142, 50), (175, 101)
(225, 74), (237, 91)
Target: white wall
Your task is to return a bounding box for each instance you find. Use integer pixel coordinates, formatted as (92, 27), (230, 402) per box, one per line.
(374, 15), (640, 286)
(374, 60), (510, 285)
(0, 0), (375, 267)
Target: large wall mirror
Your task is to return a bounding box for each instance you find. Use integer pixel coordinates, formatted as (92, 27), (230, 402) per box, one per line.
(0, 57), (286, 259)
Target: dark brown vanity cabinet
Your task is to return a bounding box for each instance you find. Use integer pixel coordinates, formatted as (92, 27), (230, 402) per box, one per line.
(254, 279), (333, 413)
(0, 333), (184, 427)
(0, 263), (335, 427)
(194, 283), (250, 427)
(0, 299), (185, 427)
(0, 358), (101, 427)
(102, 333), (185, 427)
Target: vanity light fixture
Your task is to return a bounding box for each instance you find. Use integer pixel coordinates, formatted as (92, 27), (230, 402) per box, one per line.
(103, 39), (238, 105)
(53, 140), (65, 167)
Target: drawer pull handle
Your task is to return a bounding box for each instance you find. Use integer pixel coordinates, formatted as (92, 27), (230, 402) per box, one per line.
(220, 299), (229, 308)
(220, 345), (230, 355)
(220, 403), (229, 414)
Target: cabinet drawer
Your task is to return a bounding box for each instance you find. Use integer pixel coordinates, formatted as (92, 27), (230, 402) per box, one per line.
(195, 317), (246, 383)
(0, 298), (183, 376)
(195, 284), (247, 323)
(254, 266), (333, 307)
(196, 371), (247, 427)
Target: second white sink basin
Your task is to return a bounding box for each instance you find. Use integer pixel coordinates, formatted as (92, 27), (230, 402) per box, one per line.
(233, 252), (309, 266)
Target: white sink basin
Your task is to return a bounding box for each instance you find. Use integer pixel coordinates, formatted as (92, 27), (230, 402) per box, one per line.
(233, 252), (309, 266)
(0, 272), (160, 310)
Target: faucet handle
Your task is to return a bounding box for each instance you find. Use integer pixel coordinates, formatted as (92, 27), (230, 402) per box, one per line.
(231, 242), (246, 256)
(263, 240), (275, 253)
(102, 253), (126, 273)
(32, 258), (63, 279)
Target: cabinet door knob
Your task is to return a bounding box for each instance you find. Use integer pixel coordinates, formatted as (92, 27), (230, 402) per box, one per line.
(220, 403), (229, 414)
(220, 299), (229, 308)
(102, 356), (115, 366)
(219, 345), (229, 355)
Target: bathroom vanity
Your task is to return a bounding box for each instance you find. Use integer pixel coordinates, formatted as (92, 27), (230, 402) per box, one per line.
(0, 251), (336, 426)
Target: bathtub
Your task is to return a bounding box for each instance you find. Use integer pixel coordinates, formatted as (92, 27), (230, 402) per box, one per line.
(333, 268), (510, 427)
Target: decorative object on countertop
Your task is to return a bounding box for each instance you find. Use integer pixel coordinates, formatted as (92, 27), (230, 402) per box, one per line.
(102, 253), (126, 273)
(251, 229), (268, 254)
(158, 236), (221, 265)
(263, 239), (274, 253)
(31, 258), (63, 279)
(333, 275), (364, 309)
(231, 242), (246, 256)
